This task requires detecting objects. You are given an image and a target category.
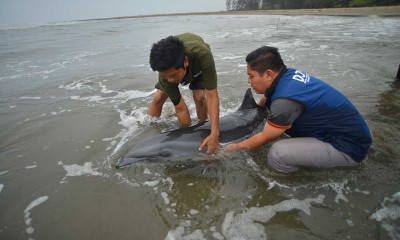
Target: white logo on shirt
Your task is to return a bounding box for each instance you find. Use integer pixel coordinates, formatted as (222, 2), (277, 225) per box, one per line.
(292, 70), (310, 83)
(193, 71), (202, 78)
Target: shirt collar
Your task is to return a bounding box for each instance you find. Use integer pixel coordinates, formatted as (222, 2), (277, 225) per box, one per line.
(264, 66), (288, 98)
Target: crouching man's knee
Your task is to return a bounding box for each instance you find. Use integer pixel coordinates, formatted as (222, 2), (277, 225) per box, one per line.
(267, 141), (298, 173)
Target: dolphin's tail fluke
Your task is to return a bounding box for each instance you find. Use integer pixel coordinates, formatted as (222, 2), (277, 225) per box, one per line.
(237, 88), (260, 111)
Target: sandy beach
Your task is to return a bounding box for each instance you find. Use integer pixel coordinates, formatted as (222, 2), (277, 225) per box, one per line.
(88, 5), (400, 21)
(214, 5), (400, 16)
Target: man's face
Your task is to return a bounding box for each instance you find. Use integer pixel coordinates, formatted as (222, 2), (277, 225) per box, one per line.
(159, 57), (188, 84)
(247, 65), (271, 94)
(159, 67), (187, 84)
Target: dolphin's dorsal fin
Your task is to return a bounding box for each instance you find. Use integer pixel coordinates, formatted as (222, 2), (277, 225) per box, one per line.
(238, 88), (259, 110)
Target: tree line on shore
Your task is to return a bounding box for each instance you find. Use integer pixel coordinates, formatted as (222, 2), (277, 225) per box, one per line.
(226, 0), (399, 11)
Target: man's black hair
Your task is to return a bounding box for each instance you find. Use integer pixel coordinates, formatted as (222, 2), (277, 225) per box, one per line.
(149, 36), (186, 72)
(245, 46), (285, 74)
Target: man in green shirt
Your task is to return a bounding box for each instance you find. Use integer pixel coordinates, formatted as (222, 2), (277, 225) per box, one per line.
(148, 33), (220, 154)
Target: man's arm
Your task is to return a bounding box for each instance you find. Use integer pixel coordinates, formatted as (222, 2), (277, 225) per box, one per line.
(175, 98), (191, 127)
(224, 122), (285, 151)
(148, 89), (168, 117)
(199, 88), (219, 154)
(224, 98), (303, 152)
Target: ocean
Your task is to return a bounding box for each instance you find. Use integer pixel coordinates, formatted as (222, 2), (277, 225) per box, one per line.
(1, 14), (399, 239)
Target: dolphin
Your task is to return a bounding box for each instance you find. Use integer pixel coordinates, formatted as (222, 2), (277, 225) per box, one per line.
(115, 88), (268, 169)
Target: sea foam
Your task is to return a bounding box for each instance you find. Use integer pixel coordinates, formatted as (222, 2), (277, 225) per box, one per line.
(222, 195), (325, 240)
(63, 162), (103, 177)
(24, 196), (49, 235)
(370, 192), (400, 240)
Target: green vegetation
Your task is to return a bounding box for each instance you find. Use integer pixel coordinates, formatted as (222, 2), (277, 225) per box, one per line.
(226, 0), (400, 10)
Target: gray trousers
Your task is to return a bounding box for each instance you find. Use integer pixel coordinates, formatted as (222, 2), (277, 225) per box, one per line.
(267, 137), (360, 173)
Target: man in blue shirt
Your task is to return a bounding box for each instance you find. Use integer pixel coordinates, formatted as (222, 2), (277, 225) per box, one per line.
(224, 46), (372, 173)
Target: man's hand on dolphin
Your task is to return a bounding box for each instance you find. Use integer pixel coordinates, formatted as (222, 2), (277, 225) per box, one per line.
(223, 143), (240, 152)
(199, 133), (220, 155)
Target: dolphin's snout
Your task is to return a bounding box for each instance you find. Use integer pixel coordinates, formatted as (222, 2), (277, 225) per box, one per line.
(115, 157), (142, 169)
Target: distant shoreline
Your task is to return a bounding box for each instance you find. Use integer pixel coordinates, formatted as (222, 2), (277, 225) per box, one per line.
(84, 5), (400, 22)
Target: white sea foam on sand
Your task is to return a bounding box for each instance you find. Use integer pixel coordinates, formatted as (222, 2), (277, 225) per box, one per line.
(320, 179), (349, 204)
(20, 96), (42, 100)
(63, 162), (103, 177)
(25, 165), (37, 169)
(164, 195), (325, 240)
(161, 192), (170, 205)
(370, 191), (400, 240)
(143, 180), (160, 187)
(24, 196), (49, 235)
(165, 220), (207, 240)
(222, 195), (325, 240)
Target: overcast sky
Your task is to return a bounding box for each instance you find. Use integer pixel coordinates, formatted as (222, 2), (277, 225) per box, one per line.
(0, 0), (227, 25)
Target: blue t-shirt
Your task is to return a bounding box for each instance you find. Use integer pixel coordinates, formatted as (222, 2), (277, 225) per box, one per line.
(265, 68), (372, 162)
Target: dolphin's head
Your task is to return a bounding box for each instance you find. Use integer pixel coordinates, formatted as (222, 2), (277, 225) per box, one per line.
(115, 146), (174, 169)
(115, 141), (201, 169)
(115, 157), (142, 169)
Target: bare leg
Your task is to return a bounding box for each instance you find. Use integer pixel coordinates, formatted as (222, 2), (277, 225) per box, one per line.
(148, 89), (168, 117)
(192, 89), (208, 122)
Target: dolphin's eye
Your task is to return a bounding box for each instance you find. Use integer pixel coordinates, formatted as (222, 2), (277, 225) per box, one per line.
(159, 150), (172, 157)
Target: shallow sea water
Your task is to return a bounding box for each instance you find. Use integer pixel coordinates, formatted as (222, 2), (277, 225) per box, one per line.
(0, 14), (399, 239)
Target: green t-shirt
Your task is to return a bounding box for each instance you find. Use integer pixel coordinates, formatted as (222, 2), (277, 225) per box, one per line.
(158, 33), (217, 105)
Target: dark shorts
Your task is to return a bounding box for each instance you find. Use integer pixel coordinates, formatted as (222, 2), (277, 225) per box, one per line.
(155, 76), (205, 91)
